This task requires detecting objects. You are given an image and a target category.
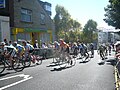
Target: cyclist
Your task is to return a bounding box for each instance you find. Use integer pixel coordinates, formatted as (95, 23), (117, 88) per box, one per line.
(64, 43), (74, 65)
(97, 44), (105, 60)
(108, 44), (112, 55)
(52, 41), (60, 62)
(22, 41), (30, 60)
(103, 44), (108, 58)
(59, 39), (66, 52)
(54, 41), (60, 50)
(81, 43), (89, 61)
(27, 41), (34, 53)
(73, 42), (78, 57)
(59, 39), (70, 58)
(13, 41), (25, 58)
(78, 43), (84, 57)
(1, 42), (18, 67)
(89, 43), (94, 58)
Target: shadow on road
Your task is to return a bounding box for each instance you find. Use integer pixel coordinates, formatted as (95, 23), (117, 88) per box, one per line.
(46, 64), (59, 67)
(79, 61), (89, 63)
(0, 71), (17, 77)
(106, 58), (116, 66)
(50, 66), (73, 72)
(79, 60), (90, 64)
(97, 57), (116, 66)
(98, 62), (105, 65)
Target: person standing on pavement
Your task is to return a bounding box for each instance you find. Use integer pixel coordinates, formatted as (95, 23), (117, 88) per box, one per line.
(33, 40), (39, 48)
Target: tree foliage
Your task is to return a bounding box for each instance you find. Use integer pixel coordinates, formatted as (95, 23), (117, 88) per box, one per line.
(104, 0), (120, 29)
(54, 5), (82, 42)
(82, 19), (98, 43)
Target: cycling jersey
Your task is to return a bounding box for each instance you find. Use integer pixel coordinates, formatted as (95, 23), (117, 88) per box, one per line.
(27, 43), (34, 50)
(90, 43), (94, 50)
(27, 43), (34, 53)
(16, 44), (25, 55)
(64, 44), (70, 53)
(54, 41), (60, 50)
(4, 45), (17, 57)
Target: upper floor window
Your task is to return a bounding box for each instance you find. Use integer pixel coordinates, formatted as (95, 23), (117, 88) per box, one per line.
(44, 5), (51, 12)
(0, 0), (5, 8)
(40, 13), (45, 24)
(21, 8), (32, 22)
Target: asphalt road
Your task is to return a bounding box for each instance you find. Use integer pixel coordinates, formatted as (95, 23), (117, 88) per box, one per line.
(0, 51), (116, 90)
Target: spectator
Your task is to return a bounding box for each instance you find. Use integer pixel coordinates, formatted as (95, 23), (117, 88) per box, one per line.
(33, 40), (39, 48)
(42, 42), (48, 48)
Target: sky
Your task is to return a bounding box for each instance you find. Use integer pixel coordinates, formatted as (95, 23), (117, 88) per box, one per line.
(42, 0), (114, 29)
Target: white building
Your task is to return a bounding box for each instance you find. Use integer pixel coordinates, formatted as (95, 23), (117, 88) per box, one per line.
(98, 27), (120, 44)
(0, 16), (10, 42)
(98, 30), (108, 44)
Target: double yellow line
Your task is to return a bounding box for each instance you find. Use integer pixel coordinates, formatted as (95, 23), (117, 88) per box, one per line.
(114, 67), (120, 90)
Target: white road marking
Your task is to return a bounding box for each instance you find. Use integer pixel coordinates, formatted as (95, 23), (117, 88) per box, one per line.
(0, 74), (33, 90)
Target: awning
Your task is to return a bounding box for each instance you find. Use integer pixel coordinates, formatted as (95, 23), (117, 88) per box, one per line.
(12, 28), (49, 34)
(24, 28), (47, 33)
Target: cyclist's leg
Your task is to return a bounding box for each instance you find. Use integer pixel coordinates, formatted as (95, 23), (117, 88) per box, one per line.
(9, 51), (15, 67)
(100, 51), (103, 60)
(23, 52), (31, 67)
(101, 51), (105, 60)
(85, 51), (89, 61)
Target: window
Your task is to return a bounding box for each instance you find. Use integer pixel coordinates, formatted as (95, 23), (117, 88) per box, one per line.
(44, 4), (51, 12)
(40, 13), (45, 24)
(0, 0), (5, 8)
(21, 8), (32, 22)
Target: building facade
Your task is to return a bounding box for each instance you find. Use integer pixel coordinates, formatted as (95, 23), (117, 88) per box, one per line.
(98, 30), (108, 44)
(0, 0), (55, 44)
(0, 16), (10, 41)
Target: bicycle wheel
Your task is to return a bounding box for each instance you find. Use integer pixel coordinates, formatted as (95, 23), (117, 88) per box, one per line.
(53, 51), (60, 64)
(23, 56), (31, 67)
(12, 58), (24, 72)
(36, 55), (42, 65)
(0, 60), (5, 74)
(58, 55), (68, 68)
(85, 53), (91, 61)
(55, 55), (60, 64)
(71, 56), (76, 66)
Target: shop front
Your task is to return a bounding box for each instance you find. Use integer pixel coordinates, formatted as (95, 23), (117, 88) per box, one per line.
(11, 28), (53, 45)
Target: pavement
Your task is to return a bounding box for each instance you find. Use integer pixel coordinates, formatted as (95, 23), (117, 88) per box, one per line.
(110, 51), (120, 90)
(105, 50), (120, 90)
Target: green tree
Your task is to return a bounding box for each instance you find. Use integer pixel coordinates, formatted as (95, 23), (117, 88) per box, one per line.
(69, 19), (82, 31)
(83, 19), (98, 43)
(54, 5), (71, 40)
(54, 5), (82, 41)
(104, 0), (120, 29)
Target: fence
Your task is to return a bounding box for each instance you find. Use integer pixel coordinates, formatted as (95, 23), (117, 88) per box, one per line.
(34, 48), (54, 58)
